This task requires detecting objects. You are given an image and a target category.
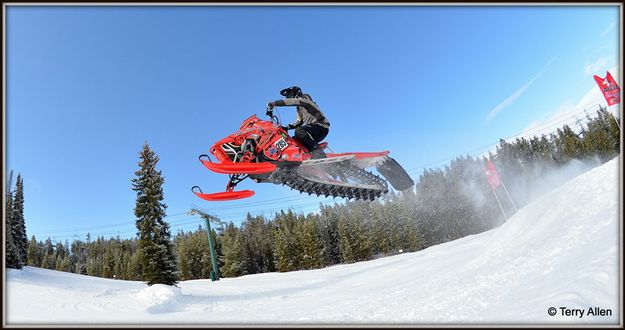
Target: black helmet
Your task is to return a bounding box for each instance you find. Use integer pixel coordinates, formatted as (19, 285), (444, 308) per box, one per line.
(280, 86), (303, 98)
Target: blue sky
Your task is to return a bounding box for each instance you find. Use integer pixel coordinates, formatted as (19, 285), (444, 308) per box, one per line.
(5, 5), (620, 242)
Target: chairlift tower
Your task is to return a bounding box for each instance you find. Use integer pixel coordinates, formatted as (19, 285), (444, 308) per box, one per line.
(188, 208), (221, 281)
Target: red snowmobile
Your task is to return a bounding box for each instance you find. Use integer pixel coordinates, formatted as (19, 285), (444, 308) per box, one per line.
(192, 111), (414, 202)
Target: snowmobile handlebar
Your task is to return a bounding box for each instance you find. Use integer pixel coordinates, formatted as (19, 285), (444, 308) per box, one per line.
(266, 109), (282, 126)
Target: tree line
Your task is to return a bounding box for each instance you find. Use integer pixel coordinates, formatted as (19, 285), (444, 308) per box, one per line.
(7, 107), (620, 285)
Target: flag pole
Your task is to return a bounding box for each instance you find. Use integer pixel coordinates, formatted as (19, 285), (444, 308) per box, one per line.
(500, 180), (518, 212)
(492, 188), (508, 222)
(485, 159), (511, 221)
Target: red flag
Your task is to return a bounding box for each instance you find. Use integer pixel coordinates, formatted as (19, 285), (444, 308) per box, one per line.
(593, 71), (621, 106)
(484, 160), (501, 191)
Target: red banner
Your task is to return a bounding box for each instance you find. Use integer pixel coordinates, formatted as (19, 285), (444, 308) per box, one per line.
(484, 160), (501, 191)
(593, 71), (621, 106)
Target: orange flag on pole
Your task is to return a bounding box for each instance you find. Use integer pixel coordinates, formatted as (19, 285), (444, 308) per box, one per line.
(593, 71), (620, 106)
(484, 159), (502, 191)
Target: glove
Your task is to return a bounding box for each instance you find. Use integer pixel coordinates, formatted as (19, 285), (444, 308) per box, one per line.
(279, 125), (290, 131)
(265, 102), (274, 116)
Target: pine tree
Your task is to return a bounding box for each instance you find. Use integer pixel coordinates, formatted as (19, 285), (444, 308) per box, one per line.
(71, 238), (87, 275)
(55, 241), (66, 261)
(298, 215), (325, 270)
(395, 189), (421, 252)
(175, 236), (191, 280)
(554, 125), (584, 162)
(41, 238), (55, 269)
(221, 223), (251, 277)
(192, 230), (212, 279)
(241, 214), (275, 274)
(27, 235), (42, 267)
(129, 251), (143, 280)
(102, 245), (115, 278)
(5, 189), (20, 269)
(338, 205), (372, 263)
(603, 110), (621, 154)
(583, 108), (620, 161)
(132, 142), (179, 286)
(11, 175), (28, 268)
(213, 228), (225, 275)
(318, 205), (342, 265)
(273, 210), (302, 271)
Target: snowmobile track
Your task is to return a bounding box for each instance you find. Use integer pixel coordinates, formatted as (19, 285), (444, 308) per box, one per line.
(272, 163), (388, 201)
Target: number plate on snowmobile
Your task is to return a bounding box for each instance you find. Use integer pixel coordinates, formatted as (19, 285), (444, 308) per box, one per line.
(274, 138), (288, 151)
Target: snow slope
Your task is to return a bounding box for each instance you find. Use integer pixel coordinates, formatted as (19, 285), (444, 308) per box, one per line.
(5, 158), (621, 325)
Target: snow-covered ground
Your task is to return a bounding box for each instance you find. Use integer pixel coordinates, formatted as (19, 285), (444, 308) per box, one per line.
(5, 158), (621, 326)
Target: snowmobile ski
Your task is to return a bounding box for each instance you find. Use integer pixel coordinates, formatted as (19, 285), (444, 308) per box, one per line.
(192, 186), (255, 201)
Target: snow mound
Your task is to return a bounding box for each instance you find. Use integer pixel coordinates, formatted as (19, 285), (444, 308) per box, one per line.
(135, 284), (184, 314)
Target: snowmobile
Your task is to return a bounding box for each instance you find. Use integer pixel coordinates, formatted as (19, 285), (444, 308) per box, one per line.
(192, 111), (414, 202)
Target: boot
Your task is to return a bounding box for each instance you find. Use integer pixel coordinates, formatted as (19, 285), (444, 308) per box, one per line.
(311, 147), (327, 159)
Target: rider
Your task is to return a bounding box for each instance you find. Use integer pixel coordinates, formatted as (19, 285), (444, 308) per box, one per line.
(266, 86), (330, 159)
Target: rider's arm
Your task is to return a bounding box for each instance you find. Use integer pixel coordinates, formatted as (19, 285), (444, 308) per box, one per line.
(268, 99), (301, 129)
(270, 98), (327, 124)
